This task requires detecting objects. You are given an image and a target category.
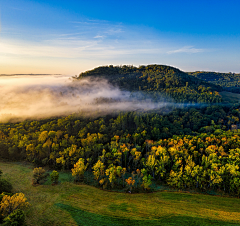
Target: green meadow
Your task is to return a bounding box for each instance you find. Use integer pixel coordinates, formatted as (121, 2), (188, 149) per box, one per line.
(1, 161), (240, 226)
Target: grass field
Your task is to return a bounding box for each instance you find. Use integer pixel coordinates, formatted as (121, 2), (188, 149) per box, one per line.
(1, 161), (240, 226)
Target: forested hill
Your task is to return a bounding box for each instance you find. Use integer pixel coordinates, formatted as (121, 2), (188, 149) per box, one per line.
(77, 65), (223, 103)
(188, 71), (240, 93)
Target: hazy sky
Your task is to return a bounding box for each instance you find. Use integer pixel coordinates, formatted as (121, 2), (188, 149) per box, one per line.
(1, 0), (240, 75)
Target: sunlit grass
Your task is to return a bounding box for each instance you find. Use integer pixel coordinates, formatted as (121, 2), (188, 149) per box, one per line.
(1, 161), (240, 226)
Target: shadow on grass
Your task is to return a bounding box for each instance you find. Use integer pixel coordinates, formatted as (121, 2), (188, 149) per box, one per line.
(55, 203), (238, 226)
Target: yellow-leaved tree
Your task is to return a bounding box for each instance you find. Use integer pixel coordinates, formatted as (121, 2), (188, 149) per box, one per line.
(92, 160), (105, 182)
(105, 165), (117, 188)
(0, 193), (29, 217)
(71, 158), (88, 182)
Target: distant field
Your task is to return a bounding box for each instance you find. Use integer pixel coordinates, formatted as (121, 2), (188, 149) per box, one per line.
(220, 91), (240, 103)
(1, 161), (240, 226)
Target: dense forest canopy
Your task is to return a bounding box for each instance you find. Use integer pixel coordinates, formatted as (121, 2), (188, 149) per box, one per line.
(1, 103), (240, 193)
(77, 65), (223, 104)
(188, 71), (240, 93)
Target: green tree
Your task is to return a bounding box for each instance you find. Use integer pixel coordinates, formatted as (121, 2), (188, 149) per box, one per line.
(50, 171), (59, 185)
(2, 209), (26, 226)
(141, 168), (152, 190)
(32, 167), (47, 185)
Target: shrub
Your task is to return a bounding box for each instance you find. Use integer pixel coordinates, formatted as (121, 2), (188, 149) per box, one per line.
(0, 179), (13, 194)
(50, 171), (59, 184)
(2, 209), (26, 226)
(0, 169), (12, 193)
(32, 167), (47, 184)
(141, 174), (153, 190)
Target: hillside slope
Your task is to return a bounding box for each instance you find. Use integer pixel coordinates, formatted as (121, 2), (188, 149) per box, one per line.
(77, 65), (222, 103)
(188, 71), (240, 93)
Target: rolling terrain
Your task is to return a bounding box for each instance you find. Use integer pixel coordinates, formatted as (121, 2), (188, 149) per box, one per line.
(1, 161), (240, 226)
(188, 71), (240, 94)
(1, 65), (240, 225)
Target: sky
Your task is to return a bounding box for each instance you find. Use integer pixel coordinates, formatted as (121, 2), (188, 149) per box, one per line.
(1, 0), (240, 75)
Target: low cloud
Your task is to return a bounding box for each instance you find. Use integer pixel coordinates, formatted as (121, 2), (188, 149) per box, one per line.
(0, 75), (174, 122)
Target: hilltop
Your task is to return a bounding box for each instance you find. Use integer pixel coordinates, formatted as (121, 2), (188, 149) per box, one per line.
(77, 65), (222, 103)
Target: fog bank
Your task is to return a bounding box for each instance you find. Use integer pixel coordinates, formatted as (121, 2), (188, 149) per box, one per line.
(0, 75), (174, 122)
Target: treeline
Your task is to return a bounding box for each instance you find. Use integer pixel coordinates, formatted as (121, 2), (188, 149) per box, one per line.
(77, 65), (223, 103)
(149, 132), (240, 194)
(0, 105), (239, 165)
(0, 104), (240, 193)
(189, 71), (240, 94)
(88, 130), (240, 195)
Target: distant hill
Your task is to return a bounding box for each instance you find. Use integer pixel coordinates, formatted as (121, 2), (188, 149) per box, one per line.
(77, 65), (223, 103)
(188, 71), (240, 93)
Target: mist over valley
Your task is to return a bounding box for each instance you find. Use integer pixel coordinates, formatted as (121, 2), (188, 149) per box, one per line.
(0, 72), (176, 122)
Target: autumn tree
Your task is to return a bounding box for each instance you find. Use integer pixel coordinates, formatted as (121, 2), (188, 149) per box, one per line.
(125, 177), (135, 192)
(71, 158), (88, 182)
(92, 160), (105, 182)
(0, 193), (29, 217)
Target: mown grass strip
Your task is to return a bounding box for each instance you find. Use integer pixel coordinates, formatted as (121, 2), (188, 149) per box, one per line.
(55, 203), (240, 226)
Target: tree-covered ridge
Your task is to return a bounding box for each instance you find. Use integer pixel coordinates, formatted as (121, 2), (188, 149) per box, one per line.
(188, 71), (240, 93)
(77, 65), (223, 103)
